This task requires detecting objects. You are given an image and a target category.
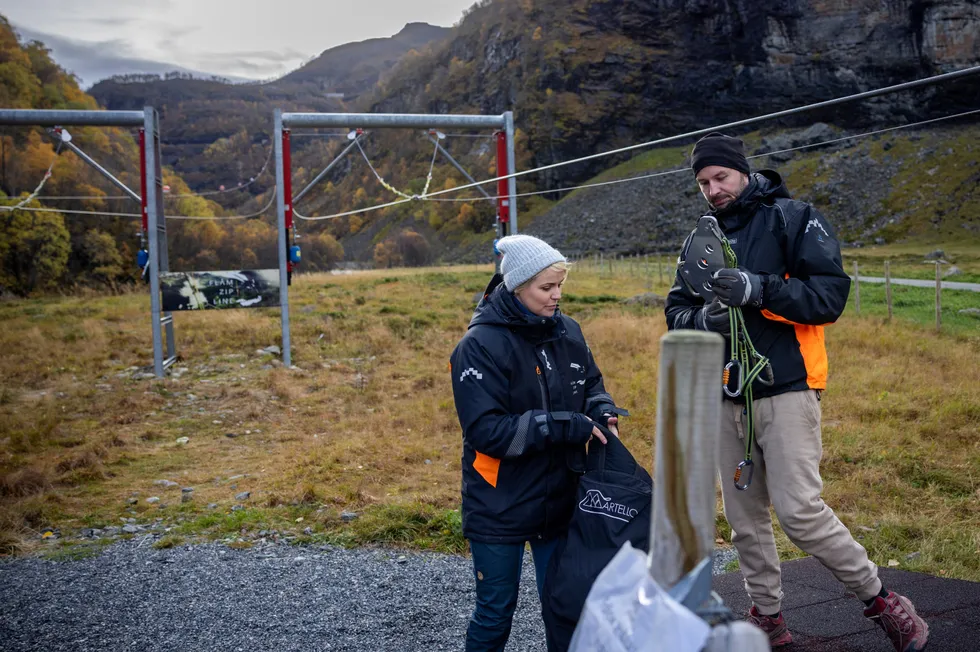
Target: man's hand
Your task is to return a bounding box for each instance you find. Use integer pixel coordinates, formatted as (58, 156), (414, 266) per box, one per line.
(695, 299), (731, 335)
(712, 268), (763, 308)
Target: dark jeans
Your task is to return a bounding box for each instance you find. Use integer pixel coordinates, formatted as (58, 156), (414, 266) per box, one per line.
(465, 538), (559, 652)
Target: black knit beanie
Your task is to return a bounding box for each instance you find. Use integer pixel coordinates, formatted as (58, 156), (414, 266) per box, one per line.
(691, 132), (750, 176)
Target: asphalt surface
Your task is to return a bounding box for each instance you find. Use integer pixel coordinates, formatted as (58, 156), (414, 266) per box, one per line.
(853, 275), (980, 292)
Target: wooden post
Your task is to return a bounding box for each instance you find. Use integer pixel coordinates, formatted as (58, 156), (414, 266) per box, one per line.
(599, 252), (604, 277)
(645, 253), (652, 290)
(853, 261), (860, 316)
(884, 260), (892, 321)
(650, 331), (724, 589)
(936, 261), (942, 333)
(658, 255), (664, 286)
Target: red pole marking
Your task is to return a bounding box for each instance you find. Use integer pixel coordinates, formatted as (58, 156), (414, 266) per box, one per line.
(495, 131), (509, 224)
(283, 128), (293, 230)
(138, 128), (148, 232)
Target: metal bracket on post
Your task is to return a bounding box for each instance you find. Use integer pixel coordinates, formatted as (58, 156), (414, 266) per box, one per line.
(273, 109), (292, 368)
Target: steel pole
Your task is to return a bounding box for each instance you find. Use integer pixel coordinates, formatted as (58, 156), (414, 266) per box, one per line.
(429, 138), (492, 200)
(58, 137), (141, 202)
(144, 108), (164, 377)
(504, 111), (518, 234)
(0, 109), (145, 127)
(273, 109), (292, 367)
(282, 113), (505, 130)
(292, 135), (363, 205)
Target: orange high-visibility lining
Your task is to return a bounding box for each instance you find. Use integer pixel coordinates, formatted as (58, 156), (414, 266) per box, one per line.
(473, 451), (500, 488)
(761, 309), (828, 390)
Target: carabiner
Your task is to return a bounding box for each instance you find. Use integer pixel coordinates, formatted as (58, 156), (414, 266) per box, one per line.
(734, 459), (754, 491)
(723, 360), (742, 398)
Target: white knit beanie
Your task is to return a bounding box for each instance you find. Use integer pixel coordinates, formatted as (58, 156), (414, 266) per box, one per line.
(497, 235), (567, 291)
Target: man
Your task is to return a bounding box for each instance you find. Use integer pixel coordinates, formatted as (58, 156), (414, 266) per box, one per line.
(664, 133), (928, 652)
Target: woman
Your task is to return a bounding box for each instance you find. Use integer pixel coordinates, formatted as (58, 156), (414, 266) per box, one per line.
(450, 235), (626, 652)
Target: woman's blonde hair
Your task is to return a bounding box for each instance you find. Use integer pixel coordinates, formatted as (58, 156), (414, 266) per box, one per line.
(513, 261), (571, 294)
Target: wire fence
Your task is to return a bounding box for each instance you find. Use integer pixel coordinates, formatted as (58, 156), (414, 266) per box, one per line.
(560, 253), (980, 336)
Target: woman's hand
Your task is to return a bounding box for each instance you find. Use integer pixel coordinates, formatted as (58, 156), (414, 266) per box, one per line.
(603, 414), (620, 437)
(590, 425), (608, 445)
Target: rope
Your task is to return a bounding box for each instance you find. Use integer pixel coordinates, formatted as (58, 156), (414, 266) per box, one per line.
(354, 136), (441, 200)
(416, 107), (980, 203)
(719, 237), (773, 492)
(34, 145), (274, 201)
(294, 196), (413, 221)
(5, 189), (277, 220)
(0, 141), (62, 212)
(2, 205), (140, 218)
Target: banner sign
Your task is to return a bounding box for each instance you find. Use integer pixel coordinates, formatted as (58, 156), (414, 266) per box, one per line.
(160, 270), (280, 311)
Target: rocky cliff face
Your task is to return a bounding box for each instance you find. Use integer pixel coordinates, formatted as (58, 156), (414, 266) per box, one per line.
(375, 0), (980, 188)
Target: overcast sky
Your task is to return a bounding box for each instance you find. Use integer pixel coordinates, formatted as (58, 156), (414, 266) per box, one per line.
(5, 0), (475, 86)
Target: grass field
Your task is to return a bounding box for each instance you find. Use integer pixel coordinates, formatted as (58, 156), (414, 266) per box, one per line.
(1, 264), (978, 582)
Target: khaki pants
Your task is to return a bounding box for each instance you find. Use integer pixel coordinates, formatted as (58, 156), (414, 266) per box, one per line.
(718, 390), (881, 614)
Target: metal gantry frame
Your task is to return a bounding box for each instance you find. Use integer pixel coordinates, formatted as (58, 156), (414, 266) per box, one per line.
(274, 110), (519, 367)
(0, 107), (176, 377)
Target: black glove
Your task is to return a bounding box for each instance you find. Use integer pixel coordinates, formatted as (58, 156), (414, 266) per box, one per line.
(712, 268), (763, 308)
(695, 299), (731, 336)
(564, 413), (596, 445)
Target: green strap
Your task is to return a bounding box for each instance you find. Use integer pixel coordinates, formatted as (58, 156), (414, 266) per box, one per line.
(720, 239), (772, 490)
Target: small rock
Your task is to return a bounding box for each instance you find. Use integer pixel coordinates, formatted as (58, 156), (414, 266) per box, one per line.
(122, 524), (140, 534)
(924, 249), (945, 260)
(207, 503), (219, 510)
(905, 551), (922, 561)
(260, 345), (281, 355)
(887, 559), (900, 567)
(397, 555), (408, 564)
(225, 432), (239, 438)
(146, 497), (160, 504)
(153, 480), (179, 488)
(340, 511), (359, 522)
(958, 308), (980, 317)
(126, 497), (139, 505)
(943, 265), (962, 278)
(303, 527), (313, 535)
(181, 493), (193, 504)
(175, 437), (189, 445)
(622, 292), (666, 307)
(231, 505), (244, 511)
(424, 459), (432, 465)
(235, 491), (251, 501)
(181, 487), (194, 493)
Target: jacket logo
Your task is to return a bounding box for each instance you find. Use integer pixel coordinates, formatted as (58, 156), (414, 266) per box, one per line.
(578, 489), (639, 522)
(570, 362), (584, 374)
(459, 367), (483, 382)
(540, 350), (552, 371)
(805, 217), (829, 237)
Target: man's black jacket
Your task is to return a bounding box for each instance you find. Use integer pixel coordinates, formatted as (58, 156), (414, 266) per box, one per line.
(450, 274), (621, 543)
(665, 170), (851, 398)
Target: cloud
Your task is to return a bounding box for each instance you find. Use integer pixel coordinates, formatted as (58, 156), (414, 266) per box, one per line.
(11, 24), (256, 86)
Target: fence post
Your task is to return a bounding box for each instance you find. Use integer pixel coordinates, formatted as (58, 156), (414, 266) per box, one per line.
(649, 330), (724, 589)
(853, 261), (860, 316)
(884, 260), (892, 321)
(658, 255), (664, 286)
(936, 261), (942, 333)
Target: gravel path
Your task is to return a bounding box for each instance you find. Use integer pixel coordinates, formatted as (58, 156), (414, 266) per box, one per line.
(0, 540), (738, 652)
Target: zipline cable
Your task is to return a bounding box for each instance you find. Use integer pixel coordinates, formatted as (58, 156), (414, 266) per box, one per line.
(293, 106), (980, 218)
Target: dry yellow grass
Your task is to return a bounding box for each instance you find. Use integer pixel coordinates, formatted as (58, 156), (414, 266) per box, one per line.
(1, 264), (977, 580)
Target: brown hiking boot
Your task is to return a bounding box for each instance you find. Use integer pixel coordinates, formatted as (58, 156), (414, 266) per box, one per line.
(864, 591), (929, 652)
(747, 605), (793, 647)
